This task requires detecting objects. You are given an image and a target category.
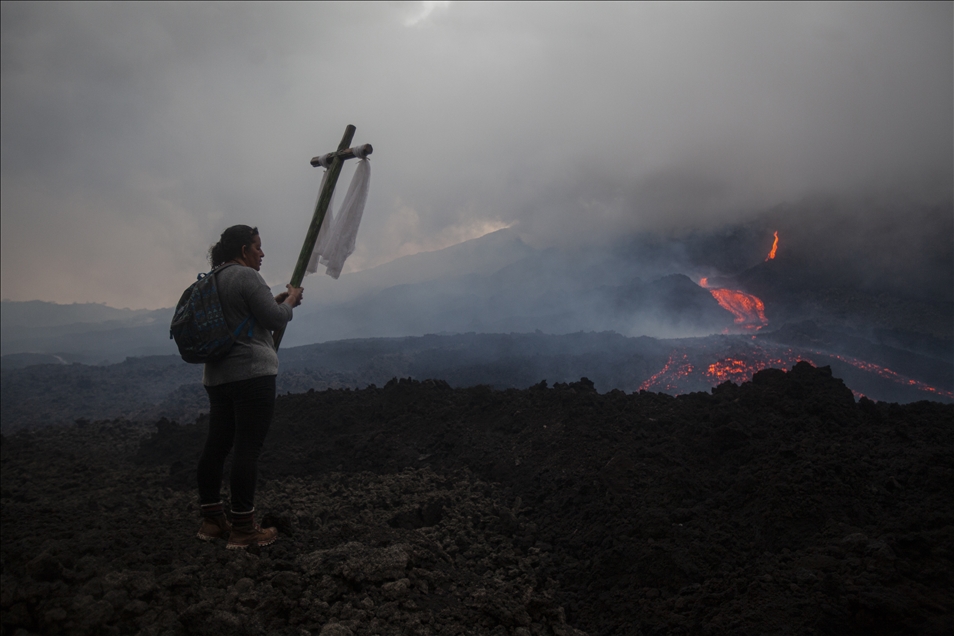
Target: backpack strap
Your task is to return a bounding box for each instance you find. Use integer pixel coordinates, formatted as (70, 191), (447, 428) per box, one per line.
(232, 315), (256, 340)
(196, 262), (238, 281)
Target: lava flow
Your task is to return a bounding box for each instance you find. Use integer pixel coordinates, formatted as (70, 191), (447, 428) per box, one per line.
(705, 352), (815, 385)
(638, 353), (693, 393)
(810, 350), (954, 401)
(708, 288), (768, 330)
(698, 278), (768, 331)
(637, 342), (952, 403)
(694, 232), (776, 331)
(765, 230), (779, 261)
(639, 345), (812, 394)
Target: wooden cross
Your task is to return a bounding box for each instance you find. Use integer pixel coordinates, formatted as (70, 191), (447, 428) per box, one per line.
(272, 124), (373, 350)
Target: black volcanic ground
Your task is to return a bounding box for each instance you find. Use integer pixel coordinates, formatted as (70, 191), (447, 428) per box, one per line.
(2, 363), (952, 635)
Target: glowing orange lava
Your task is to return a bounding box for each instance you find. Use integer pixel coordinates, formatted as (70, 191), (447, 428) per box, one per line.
(708, 358), (762, 384)
(708, 288), (769, 330)
(637, 343), (951, 403)
(809, 351), (954, 400)
(640, 346), (811, 394)
(638, 354), (693, 392)
(706, 353), (816, 384)
(697, 277), (769, 331)
(765, 231), (779, 261)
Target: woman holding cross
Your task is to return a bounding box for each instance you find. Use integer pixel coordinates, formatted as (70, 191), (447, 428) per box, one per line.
(194, 224), (303, 549)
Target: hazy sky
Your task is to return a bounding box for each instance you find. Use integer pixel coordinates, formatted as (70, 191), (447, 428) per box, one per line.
(2, 2), (951, 309)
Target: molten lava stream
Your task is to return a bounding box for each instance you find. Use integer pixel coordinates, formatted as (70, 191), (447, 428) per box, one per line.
(638, 352), (694, 393)
(708, 288), (768, 330)
(638, 356), (675, 392)
(811, 351), (954, 400)
(765, 231), (779, 261)
(696, 230), (776, 331)
(697, 278), (769, 331)
(705, 351), (815, 385)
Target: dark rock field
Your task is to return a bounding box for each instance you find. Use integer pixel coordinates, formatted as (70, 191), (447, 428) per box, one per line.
(2, 362), (952, 635)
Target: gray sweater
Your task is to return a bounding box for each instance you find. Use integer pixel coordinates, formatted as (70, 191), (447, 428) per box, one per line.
(202, 265), (293, 386)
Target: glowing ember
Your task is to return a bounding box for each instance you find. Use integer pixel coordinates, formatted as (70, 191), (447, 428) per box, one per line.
(765, 231), (779, 261)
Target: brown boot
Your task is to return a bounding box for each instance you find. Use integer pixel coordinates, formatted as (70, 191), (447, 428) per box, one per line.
(227, 523), (278, 549)
(196, 502), (231, 541)
(226, 509), (277, 550)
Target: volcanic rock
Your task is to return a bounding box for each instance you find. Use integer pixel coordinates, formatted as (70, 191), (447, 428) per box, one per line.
(1, 363), (952, 635)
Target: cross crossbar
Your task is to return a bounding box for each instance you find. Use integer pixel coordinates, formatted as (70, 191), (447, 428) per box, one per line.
(310, 143), (374, 167)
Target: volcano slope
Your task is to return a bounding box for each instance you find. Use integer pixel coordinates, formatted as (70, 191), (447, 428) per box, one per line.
(2, 363), (952, 635)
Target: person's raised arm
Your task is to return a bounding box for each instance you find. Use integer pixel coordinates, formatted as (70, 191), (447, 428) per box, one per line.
(240, 270), (296, 331)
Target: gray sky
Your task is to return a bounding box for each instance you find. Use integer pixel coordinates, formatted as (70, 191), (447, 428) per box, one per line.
(2, 2), (951, 309)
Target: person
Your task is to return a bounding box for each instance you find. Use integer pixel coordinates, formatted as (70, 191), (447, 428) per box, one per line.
(194, 224), (303, 549)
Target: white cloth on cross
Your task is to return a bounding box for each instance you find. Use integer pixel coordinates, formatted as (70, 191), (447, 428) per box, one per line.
(306, 147), (371, 279)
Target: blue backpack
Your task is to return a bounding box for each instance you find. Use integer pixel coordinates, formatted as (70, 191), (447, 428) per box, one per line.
(170, 264), (255, 364)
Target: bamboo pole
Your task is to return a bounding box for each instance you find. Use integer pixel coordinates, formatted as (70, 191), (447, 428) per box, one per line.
(272, 125), (356, 350)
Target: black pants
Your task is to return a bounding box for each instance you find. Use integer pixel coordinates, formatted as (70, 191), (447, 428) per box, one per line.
(197, 375), (276, 513)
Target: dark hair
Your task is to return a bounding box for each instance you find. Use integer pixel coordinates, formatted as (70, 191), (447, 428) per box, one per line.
(209, 225), (259, 268)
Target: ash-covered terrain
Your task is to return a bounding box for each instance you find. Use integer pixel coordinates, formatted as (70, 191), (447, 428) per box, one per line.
(2, 363), (952, 635)
(3, 320), (950, 434)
